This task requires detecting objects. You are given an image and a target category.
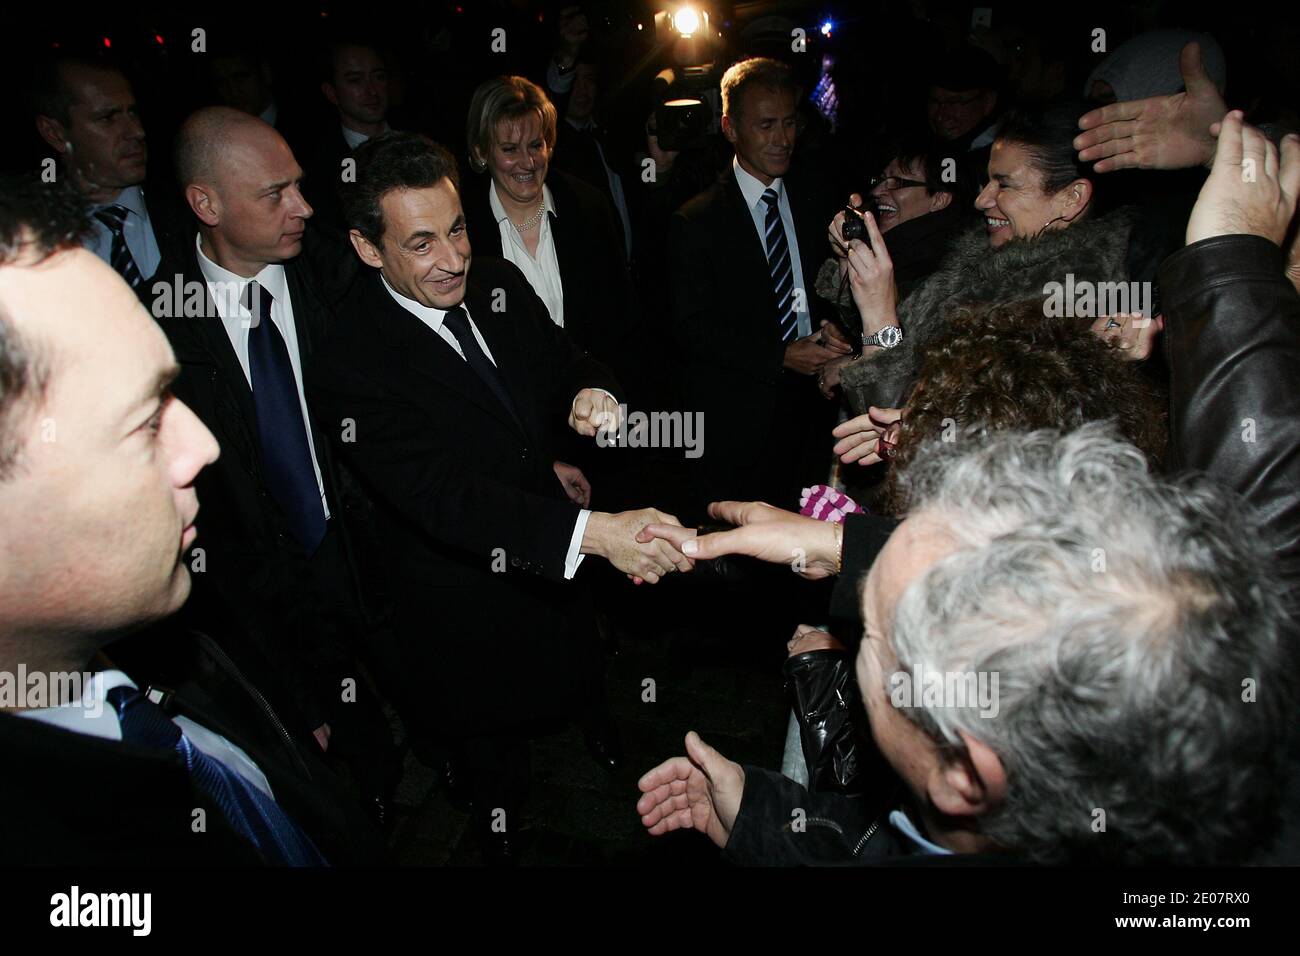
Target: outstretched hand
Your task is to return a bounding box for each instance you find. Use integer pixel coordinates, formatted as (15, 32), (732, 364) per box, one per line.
(636, 731), (746, 849)
(1075, 41), (1226, 173)
(638, 500), (842, 580)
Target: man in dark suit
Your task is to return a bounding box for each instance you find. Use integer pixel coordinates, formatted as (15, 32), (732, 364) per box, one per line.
(32, 52), (190, 287)
(299, 38), (394, 233)
(144, 107), (396, 822)
(310, 131), (691, 863)
(669, 57), (852, 516)
(0, 174), (384, 865)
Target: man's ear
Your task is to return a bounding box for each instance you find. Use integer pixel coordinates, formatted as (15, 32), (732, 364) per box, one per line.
(35, 115), (70, 156)
(926, 730), (1007, 819)
(349, 228), (384, 269)
(185, 184), (220, 228)
(721, 113), (737, 146)
(321, 81), (338, 110)
(1060, 178), (1093, 222)
(929, 190), (953, 212)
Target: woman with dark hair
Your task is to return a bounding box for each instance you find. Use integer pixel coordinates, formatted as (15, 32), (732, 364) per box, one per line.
(832, 100), (1172, 416)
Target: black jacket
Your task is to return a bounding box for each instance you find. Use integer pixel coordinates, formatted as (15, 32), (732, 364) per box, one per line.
(460, 169), (638, 383)
(0, 628), (387, 866)
(308, 259), (620, 735)
(144, 228), (367, 732)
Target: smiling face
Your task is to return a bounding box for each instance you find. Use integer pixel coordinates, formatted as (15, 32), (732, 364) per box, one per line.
(723, 86), (797, 186)
(0, 244), (218, 642)
(871, 157), (949, 233)
(38, 64), (147, 201)
(974, 140), (1080, 248)
(351, 177), (471, 310)
(481, 111), (550, 210)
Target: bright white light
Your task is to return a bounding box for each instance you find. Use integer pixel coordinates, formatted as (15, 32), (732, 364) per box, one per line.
(821, 20), (833, 37)
(674, 6), (701, 36)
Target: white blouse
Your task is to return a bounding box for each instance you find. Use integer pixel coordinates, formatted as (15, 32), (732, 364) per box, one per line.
(488, 180), (565, 329)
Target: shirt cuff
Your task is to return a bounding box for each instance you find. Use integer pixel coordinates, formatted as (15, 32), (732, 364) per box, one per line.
(565, 509), (591, 580)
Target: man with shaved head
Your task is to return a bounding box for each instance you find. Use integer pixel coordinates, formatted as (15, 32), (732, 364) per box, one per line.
(148, 107), (398, 824)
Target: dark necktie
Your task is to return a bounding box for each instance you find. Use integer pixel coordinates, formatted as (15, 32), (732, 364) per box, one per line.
(106, 686), (328, 866)
(442, 305), (522, 427)
(762, 188), (798, 342)
(244, 281), (327, 553)
(93, 204), (144, 289)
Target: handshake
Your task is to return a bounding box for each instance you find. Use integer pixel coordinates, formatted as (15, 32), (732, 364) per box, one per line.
(582, 500), (847, 585)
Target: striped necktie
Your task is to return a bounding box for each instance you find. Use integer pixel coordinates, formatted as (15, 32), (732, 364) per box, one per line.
(762, 188), (798, 341)
(106, 685), (328, 866)
(93, 204), (145, 289)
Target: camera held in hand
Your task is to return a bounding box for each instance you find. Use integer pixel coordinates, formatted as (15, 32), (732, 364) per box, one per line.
(841, 195), (882, 247)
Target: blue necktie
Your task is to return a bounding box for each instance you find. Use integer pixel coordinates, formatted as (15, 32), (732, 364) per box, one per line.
(93, 204), (144, 289)
(762, 188), (799, 342)
(106, 686), (328, 866)
(244, 282), (328, 554)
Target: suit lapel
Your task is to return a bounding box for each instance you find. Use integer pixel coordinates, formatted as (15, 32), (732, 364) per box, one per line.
(368, 277), (529, 441)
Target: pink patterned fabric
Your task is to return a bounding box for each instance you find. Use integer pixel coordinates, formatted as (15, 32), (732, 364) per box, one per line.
(799, 484), (865, 523)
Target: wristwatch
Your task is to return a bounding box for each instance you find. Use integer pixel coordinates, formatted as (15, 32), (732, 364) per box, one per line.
(862, 325), (903, 349)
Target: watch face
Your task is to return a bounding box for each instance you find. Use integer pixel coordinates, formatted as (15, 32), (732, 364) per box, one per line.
(878, 326), (902, 348)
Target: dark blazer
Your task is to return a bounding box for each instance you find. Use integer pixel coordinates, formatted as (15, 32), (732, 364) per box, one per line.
(460, 169), (637, 383)
(0, 628), (386, 866)
(309, 259), (620, 735)
(668, 164), (838, 505)
(552, 121), (631, 256)
(139, 178), (194, 279)
(142, 227), (366, 732)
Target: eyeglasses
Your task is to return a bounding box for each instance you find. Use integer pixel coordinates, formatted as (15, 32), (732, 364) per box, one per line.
(869, 175), (927, 191)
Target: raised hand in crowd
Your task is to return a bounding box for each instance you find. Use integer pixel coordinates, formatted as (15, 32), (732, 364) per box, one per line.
(831, 406), (903, 466)
(840, 210), (899, 342)
(1186, 110), (1300, 246)
(1074, 41), (1226, 173)
(827, 192), (865, 257)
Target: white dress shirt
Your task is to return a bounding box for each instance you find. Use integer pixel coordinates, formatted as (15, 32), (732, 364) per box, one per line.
(195, 235), (330, 522)
(341, 121), (389, 151)
(85, 184), (162, 281)
(489, 181), (566, 329)
(732, 156), (811, 339)
(379, 274), (590, 579)
(17, 669), (275, 799)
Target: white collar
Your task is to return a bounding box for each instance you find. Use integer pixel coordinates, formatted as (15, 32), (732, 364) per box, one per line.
(732, 154), (784, 211)
(889, 808), (954, 855)
(195, 233), (288, 314)
(93, 184), (147, 218)
(379, 272), (466, 332)
(341, 121), (388, 151)
(13, 669), (135, 741)
(488, 180), (557, 226)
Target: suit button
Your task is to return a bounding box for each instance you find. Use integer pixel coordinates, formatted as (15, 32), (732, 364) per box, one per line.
(520, 447), (530, 460)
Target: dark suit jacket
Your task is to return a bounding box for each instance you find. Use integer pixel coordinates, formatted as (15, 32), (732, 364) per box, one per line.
(0, 629), (386, 866)
(552, 121), (630, 257)
(309, 259), (620, 735)
(668, 164), (838, 506)
(143, 227), (366, 732)
(460, 169), (637, 384)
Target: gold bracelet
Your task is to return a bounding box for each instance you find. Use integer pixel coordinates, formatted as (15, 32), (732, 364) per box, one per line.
(831, 520), (844, 576)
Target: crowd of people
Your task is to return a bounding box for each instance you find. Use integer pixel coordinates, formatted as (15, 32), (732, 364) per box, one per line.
(1, 1), (1299, 868)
